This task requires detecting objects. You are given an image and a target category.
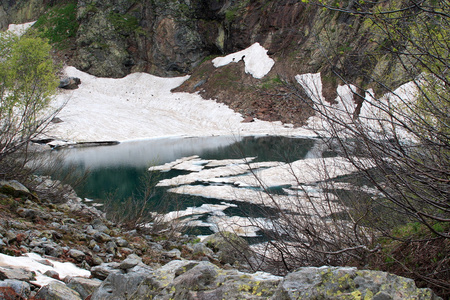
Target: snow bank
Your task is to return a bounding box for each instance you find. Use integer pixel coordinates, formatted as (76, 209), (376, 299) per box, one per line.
(6, 21), (36, 36)
(47, 66), (312, 142)
(0, 253), (90, 287)
(296, 72), (419, 141)
(212, 43), (275, 79)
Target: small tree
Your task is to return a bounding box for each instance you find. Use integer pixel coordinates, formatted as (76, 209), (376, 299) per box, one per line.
(0, 32), (59, 176)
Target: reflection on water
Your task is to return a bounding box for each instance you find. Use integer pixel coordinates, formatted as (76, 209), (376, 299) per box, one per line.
(43, 136), (317, 227)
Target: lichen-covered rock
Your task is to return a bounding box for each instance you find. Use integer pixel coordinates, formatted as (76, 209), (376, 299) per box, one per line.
(272, 266), (442, 300)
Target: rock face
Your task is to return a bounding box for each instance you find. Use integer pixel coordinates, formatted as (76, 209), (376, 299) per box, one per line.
(2, 0), (408, 90)
(73, 0), (213, 77)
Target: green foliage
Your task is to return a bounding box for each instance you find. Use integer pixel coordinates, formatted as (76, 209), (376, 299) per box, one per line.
(259, 75), (284, 90)
(0, 33), (59, 162)
(33, 2), (79, 49)
(108, 12), (145, 35)
(224, 0), (250, 22)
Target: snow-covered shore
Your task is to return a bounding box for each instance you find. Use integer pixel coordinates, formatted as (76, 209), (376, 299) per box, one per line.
(47, 66), (313, 143)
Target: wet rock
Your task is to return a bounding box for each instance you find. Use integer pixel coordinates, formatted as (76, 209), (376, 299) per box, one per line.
(35, 281), (82, 300)
(66, 277), (102, 300)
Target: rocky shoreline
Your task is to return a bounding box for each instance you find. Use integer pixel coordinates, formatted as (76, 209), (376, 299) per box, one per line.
(0, 178), (442, 299)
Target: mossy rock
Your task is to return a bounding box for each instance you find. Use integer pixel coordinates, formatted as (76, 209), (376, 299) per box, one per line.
(203, 232), (252, 266)
(0, 180), (31, 198)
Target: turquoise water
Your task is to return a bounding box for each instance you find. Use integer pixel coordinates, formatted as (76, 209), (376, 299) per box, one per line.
(47, 135), (316, 206)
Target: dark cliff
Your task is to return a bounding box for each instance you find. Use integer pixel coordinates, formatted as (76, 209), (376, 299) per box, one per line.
(0, 0), (409, 124)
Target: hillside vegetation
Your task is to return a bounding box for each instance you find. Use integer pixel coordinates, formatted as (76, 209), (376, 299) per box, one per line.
(0, 0), (448, 298)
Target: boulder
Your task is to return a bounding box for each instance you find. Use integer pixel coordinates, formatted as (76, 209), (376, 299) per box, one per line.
(35, 281), (82, 300)
(68, 249), (86, 262)
(58, 77), (81, 89)
(90, 262), (123, 280)
(0, 266), (35, 281)
(0, 180), (31, 198)
(90, 272), (155, 300)
(203, 232), (252, 266)
(66, 277), (102, 300)
(0, 279), (31, 299)
(272, 266), (442, 300)
(118, 254), (142, 270)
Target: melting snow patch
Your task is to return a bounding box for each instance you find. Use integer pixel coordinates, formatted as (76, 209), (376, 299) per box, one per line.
(47, 66), (314, 142)
(212, 43), (275, 79)
(6, 21), (36, 36)
(0, 253), (90, 287)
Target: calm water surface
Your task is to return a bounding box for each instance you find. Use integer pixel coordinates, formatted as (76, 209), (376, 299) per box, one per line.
(45, 135), (318, 221)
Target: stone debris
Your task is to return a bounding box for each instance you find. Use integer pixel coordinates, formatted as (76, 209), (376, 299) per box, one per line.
(0, 177), (442, 299)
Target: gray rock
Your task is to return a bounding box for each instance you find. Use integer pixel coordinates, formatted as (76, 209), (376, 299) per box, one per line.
(90, 272), (154, 300)
(91, 262), (123, 280)
(0, 266), (35, 281)
(93, 231), (112, 243)
(171, 261), (218, 291)
(66, 277), (102, 300)
(105, 240), (117, 254)
(0, 279), (31, 298)
(118, 254), (141, 270)
(91, 255), (104, 266)
(0, 180), (30, 197)
(35, 281), (82, 300)
(165, 261), (281, 299)
(44, 270), (60, 280)
(115, 237), (129, 247)
(272, 266), (442, 300)
(165, 248), (182, 259)
(68, 249), (86, 262)
(192, 242), (214, 256)
(43, 242), (63, 257)
(58, 77), (81, 89)
(203, 232), (252, 266)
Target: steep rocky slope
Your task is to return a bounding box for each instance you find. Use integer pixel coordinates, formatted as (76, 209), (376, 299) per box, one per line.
(0, 0), (412, 125)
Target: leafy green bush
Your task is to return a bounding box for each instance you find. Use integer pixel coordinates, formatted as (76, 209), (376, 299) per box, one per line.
(33, 2), (79, 49)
